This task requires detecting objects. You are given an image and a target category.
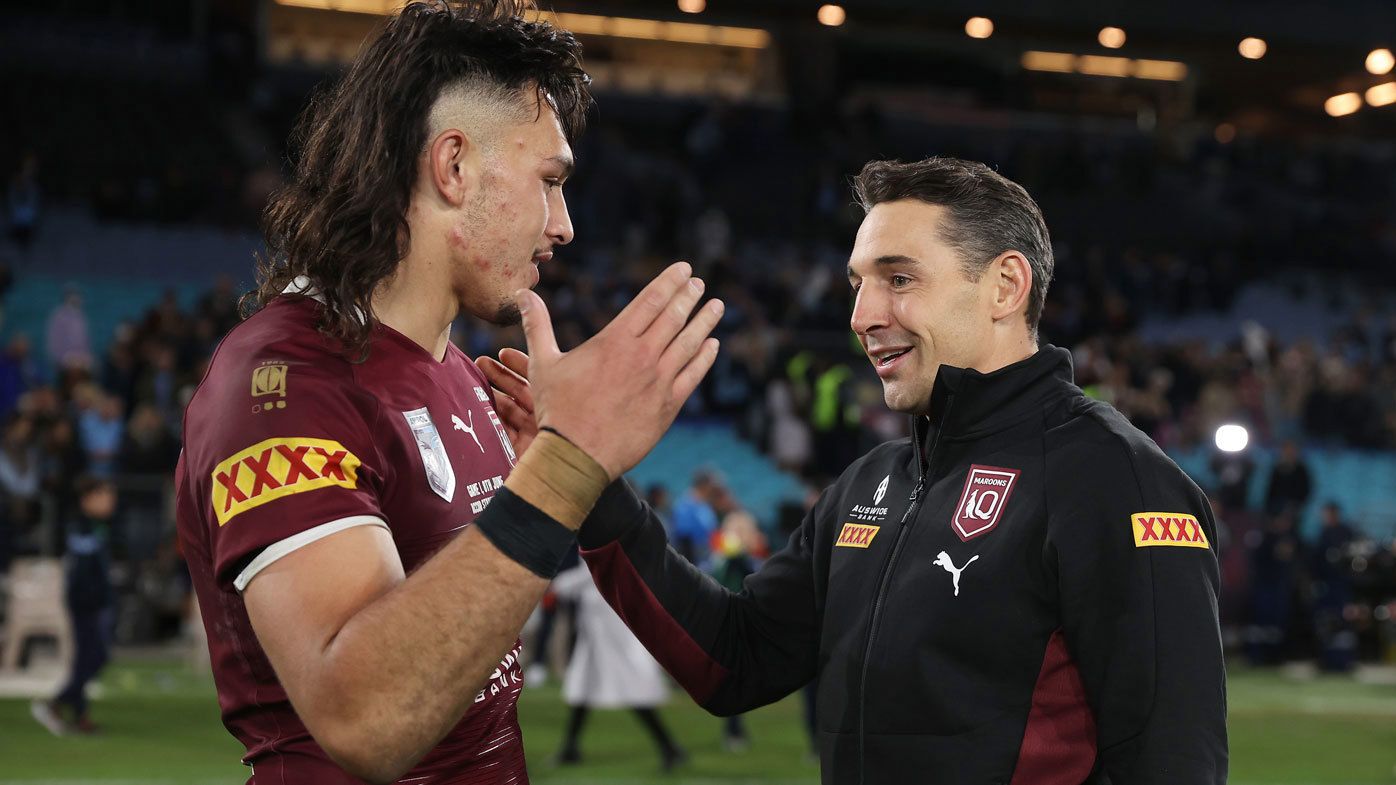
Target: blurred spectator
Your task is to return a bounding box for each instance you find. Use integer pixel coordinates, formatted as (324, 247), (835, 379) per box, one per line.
(1246, 512), (1303, 665)
(78, 394), (124, 478)
(0, 335), (35, 416)
(1210, 446), (1255, 513)
(644, 483), (674, 539)
(1264, 440), (1313, 516)
(707, 487), (768, 753)
(551, 562), (686, 772)
(45, 288), (92, 374)
(30, 476), (116, 737)
(1310, 502), (1358, 672)
(0, 414), (42, 566)
(671, 470), (720, 564)
(7, 152), (41, 249)
(118, 404), (180, 561)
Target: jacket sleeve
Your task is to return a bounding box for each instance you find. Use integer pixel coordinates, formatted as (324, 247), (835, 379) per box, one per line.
(577, 478), (827, 716)
(1047, 422), (1228, 784)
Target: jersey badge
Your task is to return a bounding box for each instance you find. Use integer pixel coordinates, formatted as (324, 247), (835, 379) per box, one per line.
(835, 522), (880, 548)
(1131, 512), (1210, 549)
(404, 407), (456, 502)
(211, 437), (360, 525)
(952, 465), (1021, 541)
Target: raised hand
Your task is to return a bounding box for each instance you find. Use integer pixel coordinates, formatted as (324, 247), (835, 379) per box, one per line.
(514, 261), (724, 479)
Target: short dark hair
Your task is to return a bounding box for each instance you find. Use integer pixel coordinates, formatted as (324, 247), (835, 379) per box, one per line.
(852, 157), (1054, 334)
(247, 0), (592, 358)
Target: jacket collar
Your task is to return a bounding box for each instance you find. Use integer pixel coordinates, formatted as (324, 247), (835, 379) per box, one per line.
(911, 345), (1076, 456)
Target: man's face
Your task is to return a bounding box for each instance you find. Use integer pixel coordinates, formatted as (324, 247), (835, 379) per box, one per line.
(847, 200), (995, 415)
(451, 104), (575, 325)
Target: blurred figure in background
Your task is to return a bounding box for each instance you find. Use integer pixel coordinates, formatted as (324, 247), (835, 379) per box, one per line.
(707, 487), (767, 752)
(551, 561), (686, 772)
(1264, 440), (1313, 517)
(31, 476), (116, 736)
(671, 469), (719, 564)
(1247, 511), (1304, 665)
(44, 288), (91, 375)
(1310, 502), (1358, 671)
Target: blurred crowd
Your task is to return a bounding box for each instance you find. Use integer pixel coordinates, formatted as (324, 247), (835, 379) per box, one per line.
(2, 88), (1395, 671)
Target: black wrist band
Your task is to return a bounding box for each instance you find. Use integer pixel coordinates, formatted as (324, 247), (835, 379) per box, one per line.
(474, 487), (577, 579)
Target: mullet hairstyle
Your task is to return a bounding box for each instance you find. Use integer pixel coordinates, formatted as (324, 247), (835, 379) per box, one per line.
(246, 0), (591, 358)
(852, 157), (1054, 335)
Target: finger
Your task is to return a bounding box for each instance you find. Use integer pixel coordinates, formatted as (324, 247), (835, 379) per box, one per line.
(642, 274), (708, 352)
(494, 394), (535, 438)
(498, 348), (530, 380)
(516, 289), (561, 364)
(672, 337), (720, 403)
(610, 261), (692, 337)
(476, 356), (534, 414)
(659, 298), (725, 379)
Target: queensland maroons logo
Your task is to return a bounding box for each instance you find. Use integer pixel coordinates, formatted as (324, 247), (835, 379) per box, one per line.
(951, 465), (1021, 541)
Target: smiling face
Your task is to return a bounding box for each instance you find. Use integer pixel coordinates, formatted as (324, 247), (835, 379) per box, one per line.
(847, 200), (1000, 415)
(447, 99), (575, 326)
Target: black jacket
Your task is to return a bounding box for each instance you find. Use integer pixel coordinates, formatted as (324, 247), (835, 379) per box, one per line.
(578, 347), (1227, 785)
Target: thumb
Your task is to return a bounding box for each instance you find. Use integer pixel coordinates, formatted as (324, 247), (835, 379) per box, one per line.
(515, 289), (560, 363)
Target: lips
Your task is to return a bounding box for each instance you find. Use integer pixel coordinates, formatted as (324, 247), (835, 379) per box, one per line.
(869, 346), (912, 377)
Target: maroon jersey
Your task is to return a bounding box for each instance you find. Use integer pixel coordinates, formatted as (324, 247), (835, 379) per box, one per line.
(176, 289), (526, 784)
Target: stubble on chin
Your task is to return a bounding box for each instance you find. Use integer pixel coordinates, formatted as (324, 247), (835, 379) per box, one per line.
(489, 299), (523, 327)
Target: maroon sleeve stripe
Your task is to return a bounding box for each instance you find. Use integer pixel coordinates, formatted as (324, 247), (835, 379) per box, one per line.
(581, 541), (731, 704)
(1010, 629), (1098, 785)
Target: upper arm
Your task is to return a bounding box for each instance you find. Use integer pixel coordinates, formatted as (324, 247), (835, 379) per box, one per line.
(1047, 419), (1226, 780)
(243, 524), (405, 726)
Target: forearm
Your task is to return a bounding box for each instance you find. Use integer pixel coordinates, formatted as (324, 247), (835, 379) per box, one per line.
(293, 432), (606, 781)
(581, 480), (821, 714)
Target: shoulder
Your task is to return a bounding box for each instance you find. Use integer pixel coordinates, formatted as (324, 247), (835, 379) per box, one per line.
(1046, 395), (1203, 509)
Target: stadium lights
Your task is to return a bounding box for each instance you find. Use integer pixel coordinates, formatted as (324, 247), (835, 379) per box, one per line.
(1366, 48), (1395, 75)
(677, 0), (705, 13)
(1238, 37), (1267, 60)
(965, 17), (994, 39)
(817, 4), (846, 27)
(1098, 26), (1126, 49)
(1367, 81), (1396, 107)
(1325, 92), (1363, 116)
(270, 1), (771, 49)
(1214, 424), (1249, 453)
(1021, 51), (1188, 81)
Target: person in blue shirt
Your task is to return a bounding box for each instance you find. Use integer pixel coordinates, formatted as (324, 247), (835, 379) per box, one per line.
(670, 470), (719, 565)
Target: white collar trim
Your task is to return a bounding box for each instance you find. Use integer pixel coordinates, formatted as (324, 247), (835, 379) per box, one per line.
(282, 275), (326, 304)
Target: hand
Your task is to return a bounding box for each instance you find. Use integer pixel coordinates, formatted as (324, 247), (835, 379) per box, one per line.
(475, 349), (537, 456)
(515, 261), (724, 479)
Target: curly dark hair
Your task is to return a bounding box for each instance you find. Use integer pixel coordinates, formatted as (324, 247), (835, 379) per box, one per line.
(245, 0), (591, 358)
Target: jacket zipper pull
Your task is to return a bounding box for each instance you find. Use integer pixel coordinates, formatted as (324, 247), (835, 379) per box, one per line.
(909, 478), (925, 502)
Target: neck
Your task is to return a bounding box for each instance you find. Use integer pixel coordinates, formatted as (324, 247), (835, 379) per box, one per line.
(971, 330), (1038, 375)
(372, 238), (457, 361)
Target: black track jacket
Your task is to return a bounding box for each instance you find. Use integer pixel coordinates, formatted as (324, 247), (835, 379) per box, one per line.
(577, 346), (1227, 785)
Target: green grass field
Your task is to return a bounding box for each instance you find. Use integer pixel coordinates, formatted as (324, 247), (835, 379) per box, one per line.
(0, 659), (1393, 784)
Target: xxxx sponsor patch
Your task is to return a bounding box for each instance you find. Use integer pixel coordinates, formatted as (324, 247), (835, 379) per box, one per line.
(212, 437), (361, 525)
(1131, 512), (1210, 549)
(835, 522), (880, 549)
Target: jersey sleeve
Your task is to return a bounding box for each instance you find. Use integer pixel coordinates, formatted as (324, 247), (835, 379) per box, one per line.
(194, 364), (388, 590)
(1047, 417), (1228, 784)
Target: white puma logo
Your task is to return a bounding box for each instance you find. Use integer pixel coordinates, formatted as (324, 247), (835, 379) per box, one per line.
(933, 551), (979, 597)
(452, 412), (484, 453)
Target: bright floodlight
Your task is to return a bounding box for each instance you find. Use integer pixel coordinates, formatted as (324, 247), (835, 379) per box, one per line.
(817, 4), (846, 26)
(1098, 26), (1126, 49)
(1367, 48), (1395, 75)
(965, 17), (994, 39)
(677, 0), (706, 12)
(1238, 37), (1267, 60)
(1215, 424), (1249, 453)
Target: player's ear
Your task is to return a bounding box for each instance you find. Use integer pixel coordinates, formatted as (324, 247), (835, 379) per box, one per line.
(426, 128), (479, 207)
(988, 251), (1032, 323)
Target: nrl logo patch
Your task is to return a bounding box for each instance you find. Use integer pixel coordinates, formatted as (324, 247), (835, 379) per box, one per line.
(952, 465), (1021, 541)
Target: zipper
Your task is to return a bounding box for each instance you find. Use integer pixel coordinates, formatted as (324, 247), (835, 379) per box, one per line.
(856, 400), (952, 784)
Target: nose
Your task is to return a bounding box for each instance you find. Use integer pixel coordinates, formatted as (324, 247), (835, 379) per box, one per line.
(547, 189), (575, 247)
(850, 283), (890, 337)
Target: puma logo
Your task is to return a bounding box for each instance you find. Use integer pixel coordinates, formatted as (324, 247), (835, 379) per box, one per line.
(452, 412), (484, 453)
(933, 551), (979, 597)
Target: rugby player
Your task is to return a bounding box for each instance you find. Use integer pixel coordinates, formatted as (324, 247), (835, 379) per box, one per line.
(176, 3), (722, 782)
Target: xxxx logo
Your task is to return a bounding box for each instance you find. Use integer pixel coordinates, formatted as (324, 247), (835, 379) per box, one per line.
(1130, 512), (1210, 549)
(211, 437), (361, 525)
(835, 522), (880, 549)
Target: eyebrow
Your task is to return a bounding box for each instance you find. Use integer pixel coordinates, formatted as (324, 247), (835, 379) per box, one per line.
(847, 254), (921, 278)
(544, 154), (575, 179)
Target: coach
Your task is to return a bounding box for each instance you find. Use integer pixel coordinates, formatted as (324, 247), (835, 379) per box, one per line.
(492, 157), (1227, 784)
